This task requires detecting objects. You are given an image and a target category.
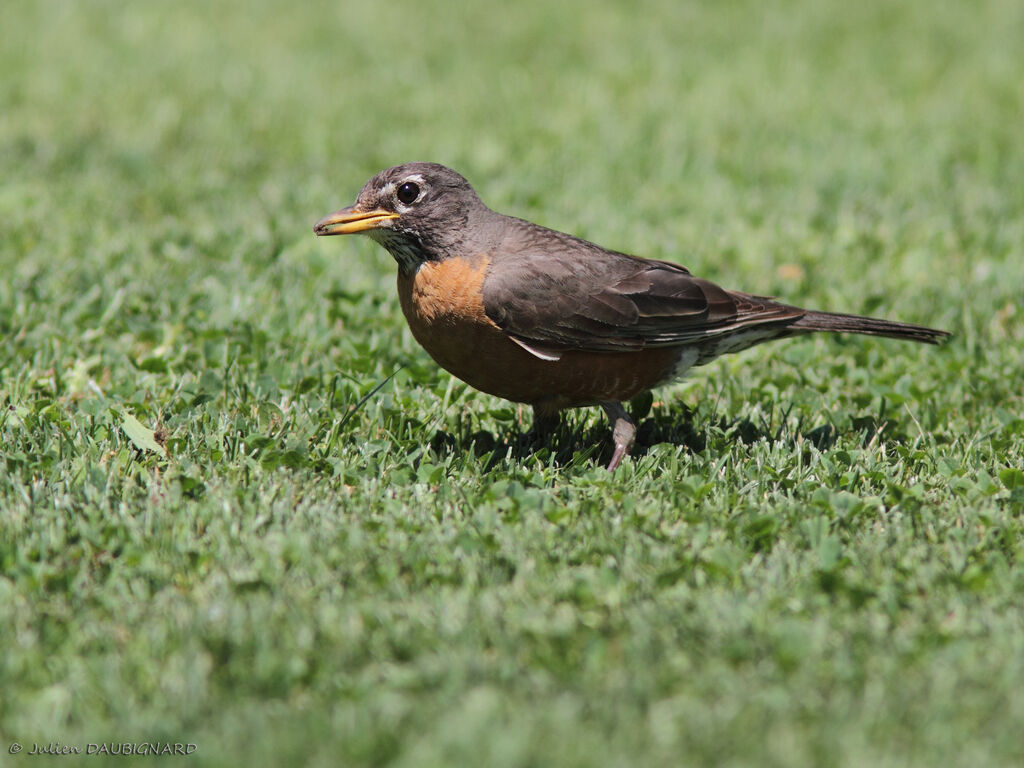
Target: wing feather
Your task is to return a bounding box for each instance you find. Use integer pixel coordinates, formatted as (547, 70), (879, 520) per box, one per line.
(481, 220), (803, 353)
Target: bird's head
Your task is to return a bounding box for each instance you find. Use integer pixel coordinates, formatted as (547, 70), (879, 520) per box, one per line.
(314, 162), (488, 272)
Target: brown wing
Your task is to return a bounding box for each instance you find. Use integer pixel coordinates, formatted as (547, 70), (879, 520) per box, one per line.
(480, 219), (804, 353)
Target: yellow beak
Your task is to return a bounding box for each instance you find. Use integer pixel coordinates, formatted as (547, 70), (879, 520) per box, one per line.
(313, 206), (399, 236)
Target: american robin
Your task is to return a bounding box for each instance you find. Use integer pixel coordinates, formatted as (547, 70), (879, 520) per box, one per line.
(314, 163), (949, 470)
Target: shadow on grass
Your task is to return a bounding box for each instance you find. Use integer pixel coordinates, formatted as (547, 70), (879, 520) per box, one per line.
(423, 404), (884, 470)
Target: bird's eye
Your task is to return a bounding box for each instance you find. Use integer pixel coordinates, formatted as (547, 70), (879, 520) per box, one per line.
(396, 181), (420, 205)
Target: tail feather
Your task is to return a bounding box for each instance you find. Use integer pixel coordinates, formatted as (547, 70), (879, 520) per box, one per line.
(790, 310), (950, 345)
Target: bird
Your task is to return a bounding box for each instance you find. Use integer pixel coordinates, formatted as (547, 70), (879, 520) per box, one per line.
(314, 162), (949, 471)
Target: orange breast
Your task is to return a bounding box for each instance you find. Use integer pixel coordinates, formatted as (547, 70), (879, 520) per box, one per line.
(396, 256), (680, 411)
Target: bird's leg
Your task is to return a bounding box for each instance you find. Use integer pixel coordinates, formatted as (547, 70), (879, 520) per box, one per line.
(601, 401), (636, 471)
(526, 404), (561, 446)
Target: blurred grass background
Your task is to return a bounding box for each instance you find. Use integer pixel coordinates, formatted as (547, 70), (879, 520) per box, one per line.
(1, 1), (1023, 766)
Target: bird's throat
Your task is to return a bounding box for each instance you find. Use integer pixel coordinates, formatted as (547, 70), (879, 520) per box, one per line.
(368, 230), (429, 274)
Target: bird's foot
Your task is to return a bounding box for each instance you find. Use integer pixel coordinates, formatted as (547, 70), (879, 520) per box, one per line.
(601, 401), (636, 471)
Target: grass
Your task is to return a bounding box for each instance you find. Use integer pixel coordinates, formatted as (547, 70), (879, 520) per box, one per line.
(1, 0), (1023, 765)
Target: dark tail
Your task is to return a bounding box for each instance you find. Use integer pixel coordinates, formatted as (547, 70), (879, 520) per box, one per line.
(790, 310), (950, 345)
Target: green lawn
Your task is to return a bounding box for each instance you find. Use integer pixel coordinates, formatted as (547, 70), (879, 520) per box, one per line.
(2, 0), (1023, 765)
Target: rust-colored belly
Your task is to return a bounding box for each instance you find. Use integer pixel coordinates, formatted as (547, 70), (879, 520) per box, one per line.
(396, 258), (679, 410)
